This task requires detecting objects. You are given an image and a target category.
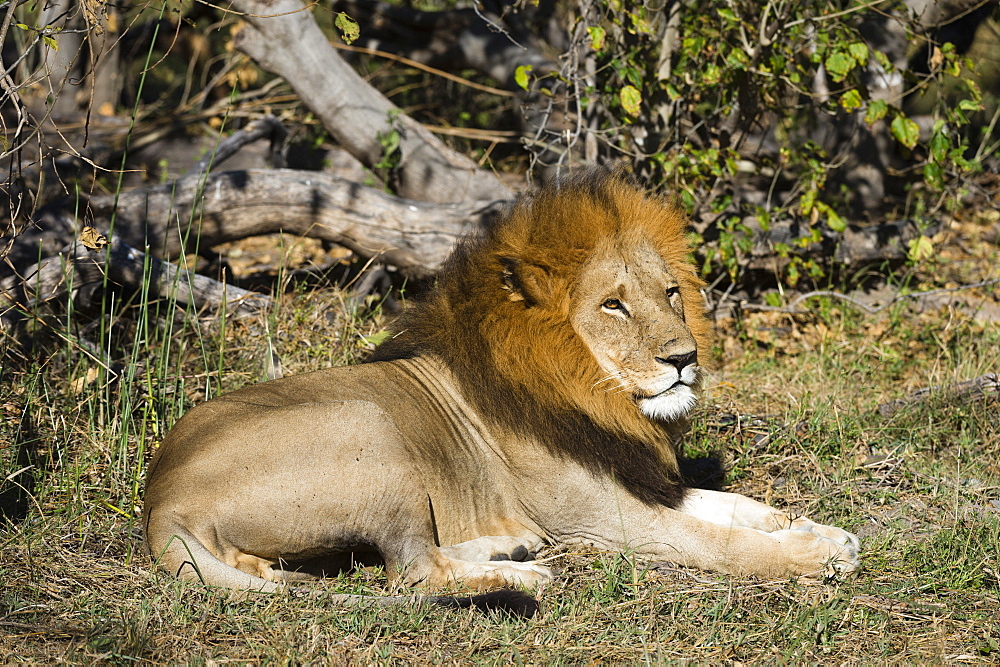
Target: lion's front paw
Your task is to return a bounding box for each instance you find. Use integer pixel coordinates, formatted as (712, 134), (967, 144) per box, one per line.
(454, 560), (554, 590)
(771, 522), (861, 579)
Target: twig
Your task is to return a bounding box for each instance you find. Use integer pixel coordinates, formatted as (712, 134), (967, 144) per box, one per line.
(423, 125), (520, 143)
(471, 0), (526, 49)
(877, 372), (998, 417)
(1, 237), (273, 327)
(185, 115), (288, 177)
(741, 278), (1000, 314)
(331, 42), (517, 98)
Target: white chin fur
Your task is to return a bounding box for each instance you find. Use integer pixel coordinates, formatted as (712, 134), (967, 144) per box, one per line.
(639, 385), (697, 422)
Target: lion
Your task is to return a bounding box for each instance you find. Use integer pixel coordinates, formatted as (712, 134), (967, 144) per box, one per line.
(143, 168), (860, 616)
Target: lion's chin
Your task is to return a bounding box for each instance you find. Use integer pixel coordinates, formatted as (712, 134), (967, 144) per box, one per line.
(637, 385), (697, 422)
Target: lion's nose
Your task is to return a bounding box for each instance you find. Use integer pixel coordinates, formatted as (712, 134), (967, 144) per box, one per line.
(656, 350), (697, 371)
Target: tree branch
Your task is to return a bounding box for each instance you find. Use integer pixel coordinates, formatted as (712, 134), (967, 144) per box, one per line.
(230, 0), (511, 203)
(1, 237), (272, 328)
(740, 278), (1000, 314)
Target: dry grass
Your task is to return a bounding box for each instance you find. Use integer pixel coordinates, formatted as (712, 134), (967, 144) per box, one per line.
(2, 248), (1000, 662)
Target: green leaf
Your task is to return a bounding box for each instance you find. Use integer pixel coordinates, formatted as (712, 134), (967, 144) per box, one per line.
(680, 189), (695, 212)
(907, 235), (934, 263)
(631, 16), (653, 35)
(786, 261), (800, 286)
(587, 26), (606, 51)
(864, 99), (888, 125)
(799, 188), (817, 216)
(622, 65), (642, 88)
(847, 42), (869, 65)
(716, 7), (738, 23)
(824, 52), (855, 82)
(825, 205), (846, 233)
(359, 331), (391, 347)
(42, 34), (58, 50)
(514, 65), (532, 91)
(334, 12), (360, 45)
(958, 98), (983, 112)
(923, 162), (944, 189)
(929, 128), (949, 163)
(890, 114), (920, 149)
(839, 89), (863, 112)
(620, 85), (642, 117)
(726, 48), (748, 69)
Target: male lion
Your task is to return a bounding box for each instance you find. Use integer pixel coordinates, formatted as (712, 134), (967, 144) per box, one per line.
(143, 169), (859, 614)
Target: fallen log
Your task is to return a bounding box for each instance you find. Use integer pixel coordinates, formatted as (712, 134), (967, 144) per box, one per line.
(87, 169), (506, 277)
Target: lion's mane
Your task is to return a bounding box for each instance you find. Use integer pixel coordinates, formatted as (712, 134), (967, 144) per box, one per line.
(370, 169), (713, 507)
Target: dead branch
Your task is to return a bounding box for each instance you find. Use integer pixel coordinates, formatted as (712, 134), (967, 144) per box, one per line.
(741, 278), (1000, 315)
(877, 373), (999, 417)
(185, 115), (288, 177)
(0, 237), (272, 328)
(231, 0), (511, 203)
(86, 169), (506, 276)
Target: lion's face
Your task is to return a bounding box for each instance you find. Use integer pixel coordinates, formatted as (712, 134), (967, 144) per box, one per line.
(569, 238), (701, 423)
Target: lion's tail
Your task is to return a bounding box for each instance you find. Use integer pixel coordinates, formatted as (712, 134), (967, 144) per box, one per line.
(427, 589), (540, 617)
(312, 589), (540, 619)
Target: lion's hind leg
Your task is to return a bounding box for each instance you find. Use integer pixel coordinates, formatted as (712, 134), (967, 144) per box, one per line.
(148, 522), (283, 593)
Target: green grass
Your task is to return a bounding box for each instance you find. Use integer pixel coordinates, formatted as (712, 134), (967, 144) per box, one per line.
(2, 266), (999, 661)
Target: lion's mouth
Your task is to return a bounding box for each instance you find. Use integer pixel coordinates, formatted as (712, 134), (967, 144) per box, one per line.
(635, 380), (690, 401)
(634, 384), (698, 421)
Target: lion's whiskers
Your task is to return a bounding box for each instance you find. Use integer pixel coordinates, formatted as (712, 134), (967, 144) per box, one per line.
(592, 372), (621, 390)
(593, 371), (629, 394)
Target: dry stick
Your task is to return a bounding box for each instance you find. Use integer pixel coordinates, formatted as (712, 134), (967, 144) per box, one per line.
(185, 115), (288, 177)
(877, 373), (999, 418)
(740, 278), (1000, 315)
(231, 0), (511, 203)
(0, 237), (273, 327)
(330, 42), (517, 98)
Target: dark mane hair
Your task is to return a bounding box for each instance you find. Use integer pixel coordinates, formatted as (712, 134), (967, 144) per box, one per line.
(368, 168), (712, 507)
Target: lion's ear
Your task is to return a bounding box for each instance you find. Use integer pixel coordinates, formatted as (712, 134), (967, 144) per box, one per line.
(498, 256), (553, 306)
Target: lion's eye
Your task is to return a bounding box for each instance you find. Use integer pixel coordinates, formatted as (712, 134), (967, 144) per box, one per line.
(601, 298), (629, 316)
(665, 286), (680, 298)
